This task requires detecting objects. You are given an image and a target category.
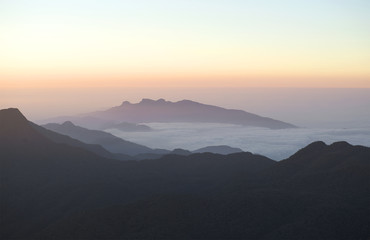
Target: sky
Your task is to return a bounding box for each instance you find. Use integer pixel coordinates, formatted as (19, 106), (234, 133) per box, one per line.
(1, 0), (370, 121)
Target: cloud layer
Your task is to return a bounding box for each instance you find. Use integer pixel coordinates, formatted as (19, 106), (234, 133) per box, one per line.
(106, 123), (370, 160)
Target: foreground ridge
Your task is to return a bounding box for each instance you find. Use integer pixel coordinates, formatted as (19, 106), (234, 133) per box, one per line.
(1, 108), (369, 240)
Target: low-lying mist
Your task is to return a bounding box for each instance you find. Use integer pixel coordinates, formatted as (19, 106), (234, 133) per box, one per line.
(106, 123), (370, 160)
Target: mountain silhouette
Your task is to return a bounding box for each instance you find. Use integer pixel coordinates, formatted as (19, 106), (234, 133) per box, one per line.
(0, 108), (47, 144)
(39, 115), (153, 131)
(42, 121), (157, 156)
(30, 122), (133, 161)
(264, 141), (370, 191)
(192, 145), (243, 154)
(135, 146), (243, 160)
(1, 108), (369, 239)
(82, 98), (296, 129)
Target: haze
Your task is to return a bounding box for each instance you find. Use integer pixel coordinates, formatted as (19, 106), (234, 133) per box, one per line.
(1, 0), (369, 127)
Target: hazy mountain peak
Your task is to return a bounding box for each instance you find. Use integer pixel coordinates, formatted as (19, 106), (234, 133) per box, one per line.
(140, 98), (155, 104)
(193, 145), (243, 155)
(0, 108), (29, 132)
(178, 99), (199, 105)
(121, 100), (131, 106)
(96, 98), (296, 129)
(0, 108), (46, 143)
(62, 121), (75, 127)
(139, 98), (167, 104)
(0, 108), (25, 121)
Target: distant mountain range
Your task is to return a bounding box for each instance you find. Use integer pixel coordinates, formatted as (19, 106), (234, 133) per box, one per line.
(42, 121), (161, 156)
(40, 115), (153, 132)
(42, 121), (243, 157)
(1, 108), (369, 239)
(31, 122), (133, 161)
(42, 98), (296, 129)
(92, 98), (296, 129)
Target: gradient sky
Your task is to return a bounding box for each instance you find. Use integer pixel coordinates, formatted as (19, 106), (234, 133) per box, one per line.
(1, 1), (370, 122)
(1, 0), (369, 88)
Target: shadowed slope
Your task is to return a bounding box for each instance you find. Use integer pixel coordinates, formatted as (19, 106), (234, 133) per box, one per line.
(0, 108), (276, 239)
(264, 141), (370, 191)
(0, 108), (47, 145)
(1, 108), (369, 240)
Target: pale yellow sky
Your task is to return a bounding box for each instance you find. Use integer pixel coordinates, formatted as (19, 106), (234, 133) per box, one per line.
(1, 0), (370, 123)
(1, 0), (370, 88)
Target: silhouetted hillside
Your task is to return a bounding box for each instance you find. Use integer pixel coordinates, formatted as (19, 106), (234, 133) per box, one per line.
(87, 98), (296, 129)
(1, 108), (369, 240)
(264, 141), (370, 192)
(42, 121), (155, 155)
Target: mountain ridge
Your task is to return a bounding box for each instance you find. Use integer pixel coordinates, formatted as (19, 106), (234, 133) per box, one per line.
(42, 121), (156, 156)
(92, 98), (296, 129)
(1, 108), (369, 239)
(41, 98), (296, 129)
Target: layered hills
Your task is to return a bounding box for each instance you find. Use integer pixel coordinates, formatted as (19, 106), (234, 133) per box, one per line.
(1, 108), (369, 240)
(42, 121), (161, 156)
(42, 121), (244, 157)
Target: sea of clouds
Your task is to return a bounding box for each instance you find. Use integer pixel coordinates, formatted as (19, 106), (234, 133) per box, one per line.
(106, 123), (370, 160)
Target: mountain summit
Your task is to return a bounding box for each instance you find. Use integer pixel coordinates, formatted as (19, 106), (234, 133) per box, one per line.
(0, 108), (47, 144)
(91, 99), (296, 129)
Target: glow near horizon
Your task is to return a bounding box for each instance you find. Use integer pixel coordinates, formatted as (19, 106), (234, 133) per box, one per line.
(1, 0), (370, 88)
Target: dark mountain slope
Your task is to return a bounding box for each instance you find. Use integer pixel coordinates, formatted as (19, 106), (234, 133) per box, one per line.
(1, 108), (276, 239)
(0, 108), (47, 145)
(89, 98), (296, 129)
(1, 108), (369, 239)
(42, 121), (155, 155)
(264, 141), (370, 191)
(43, 142), (370, 240)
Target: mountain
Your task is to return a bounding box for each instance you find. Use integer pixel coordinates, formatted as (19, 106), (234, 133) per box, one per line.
(30, 122), (133, 161)
(192, 145), (243, 154)
(264, 141), (370, 190)
(84, 98), (296, 129)
(42, 121), (156, 156)
(42, 122), (243, 159)
(0, 108), (275, 239)
(39, 115), (152, 132)
(0, 108), (47, 144)
(2, 108), (369, 239)
(135, 147), (244, 160)
(38, 146), (370, 240)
